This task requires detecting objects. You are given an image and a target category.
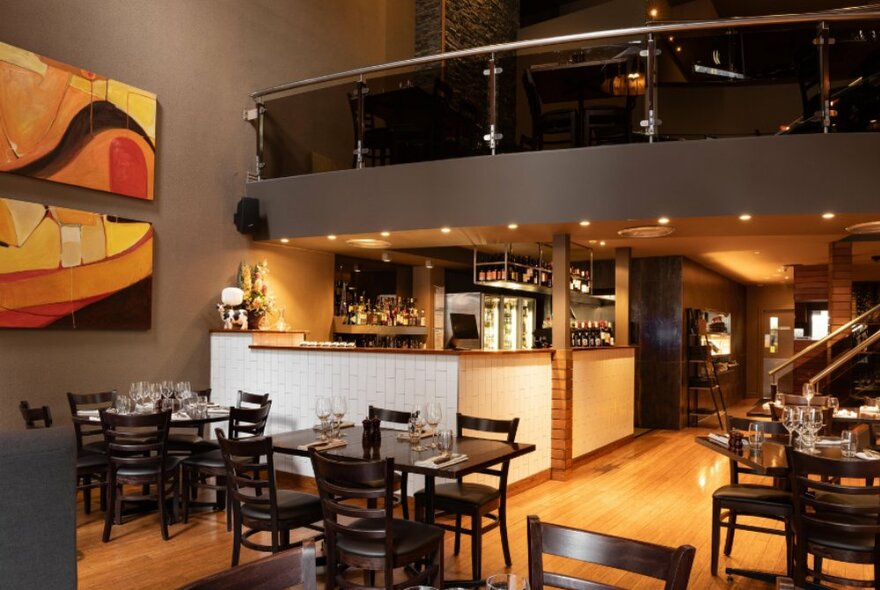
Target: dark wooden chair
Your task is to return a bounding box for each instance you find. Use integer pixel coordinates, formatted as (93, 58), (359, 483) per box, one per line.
(182, 402), (273, 527)
(20, 400), (108, 514)
(238, 390), (270, 408)
(368, 405), (410, 519)
(168, 388), (213, 455)
(582, 105), (631, 146)
(216, 430), (323, 566)
(178, 539), (317, 590)
(100, 409), (180, 541)
(19, 400), (52, 428)
(786, 445), (880, 588)
(67, 390), (117, 455)
(527, 515), (696, 590)
(782, 394), (830, 407)
(712, 415), (793, 577)
(414, 413), (519, 581)
(310, 451), (444, 590)
(522, 69), (579, 150)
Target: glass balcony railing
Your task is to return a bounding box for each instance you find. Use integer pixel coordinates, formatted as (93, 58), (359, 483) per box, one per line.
(247, 8), (880, 180)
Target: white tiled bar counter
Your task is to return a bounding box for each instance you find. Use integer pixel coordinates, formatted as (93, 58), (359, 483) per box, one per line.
(211, 332), (634, 492)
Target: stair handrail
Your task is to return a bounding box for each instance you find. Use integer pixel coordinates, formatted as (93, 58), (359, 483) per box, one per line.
(809, 328), (880, 391)
(769, 301), (880, 387)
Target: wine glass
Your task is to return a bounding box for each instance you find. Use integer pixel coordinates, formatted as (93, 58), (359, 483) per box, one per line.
(801, 406), (823, 454)
(802, 382), (815, 407)
(425, 402), (442, 449)
(409, 405), (427, 452)
(315, 397), (332, 441)
(782, 406), (798, 446)
(331, 395), (347, 440)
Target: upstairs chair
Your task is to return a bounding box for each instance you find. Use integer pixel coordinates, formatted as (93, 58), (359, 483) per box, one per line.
(238, 390), (270, 408)
(787, 446), (880, 589)
(414, 413), (519, 581)
(522, 69), (579, 150)
(582, 105), (631, 146)
(101, 410), (180, 542)
(19, 400), (107, 514)
(368, 405), (411, 519)
(178, 539), (317, 590)
(310, 451), (444, 590)
(711, 416), (793, 577)
(168, 388), (213, 455)
(19, 400), (52, 428)
(217, 430), (323, 566)
(182, 402), (273, 527)
(347, 92), (392, 167)
(67, 390), (117, 455)
(527, 515), (695, 590)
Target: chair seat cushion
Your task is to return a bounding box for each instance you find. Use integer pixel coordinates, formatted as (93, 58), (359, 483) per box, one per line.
(336, 518), (443, 558)
(182, 449), (224, 470)
(240, 490), (322, 522)
(116, 455), (182, 478)
(77, 453), (107, 470)
(167, 433), (204, 446)
(414, 482), (501, 506)
(82, 441), (107, 455)
(713, 484), (791, 505)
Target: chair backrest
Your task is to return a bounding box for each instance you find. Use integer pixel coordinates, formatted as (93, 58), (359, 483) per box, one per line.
(726, 415), (788, 482)
(783, 394), (829, 407)
(19, 400), (52, 429)
(216, 430), (280, 525)
(786, 446), (880, 571)
(457, 413), (519, 485)
(310, 451), (395, 561)
(194, 388), (211, 402)
(178, 539), (317, 590)
(101, 410), (171, 474)
(368, 405), (410, 426)
(849, 423), (872, 451)
(522, 69), (542, 120)
(67, 390), (117, 452)
(527, 515), (696, 590)
(227, 402), (273, 440)
(237, 390), (269, 408)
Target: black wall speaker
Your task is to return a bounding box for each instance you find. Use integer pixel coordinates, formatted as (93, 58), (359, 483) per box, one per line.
(233, 197), (260, 234)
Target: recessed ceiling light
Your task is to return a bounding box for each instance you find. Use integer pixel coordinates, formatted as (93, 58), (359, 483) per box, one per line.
(739, 214), (752, 221)
(599, 241), (606, 246)
(846, 221), (880, 234)
(346, 238), (391, 249)
(508, 223), (518, 230)
(618, 225), (675, 238)
(441, 227), (451, 234)
(675, 46), (682, 53)
(589, 240), (597, 244)
(280, 238), (289, 244)
(380, 231), (390, 237)
(381, 252), (391, 263)
(776, 267), (784, 273)
(648, 7), (658, 18)
(822, 212), (835, 219)
(657, 217), (670, 225)
(579, 220), (591, 227)
(327, 235), (337, 240)
(753, 251), (760, 255)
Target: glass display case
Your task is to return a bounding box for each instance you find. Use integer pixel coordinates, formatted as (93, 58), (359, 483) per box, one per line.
(483, 295), (501, 350)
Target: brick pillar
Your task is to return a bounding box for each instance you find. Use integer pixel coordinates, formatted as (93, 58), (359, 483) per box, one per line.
(551, 349), (573, 479)
(828, 241), (853, 330)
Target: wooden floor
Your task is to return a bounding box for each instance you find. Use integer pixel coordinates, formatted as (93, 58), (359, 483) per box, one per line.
(75, 404), (872, 589)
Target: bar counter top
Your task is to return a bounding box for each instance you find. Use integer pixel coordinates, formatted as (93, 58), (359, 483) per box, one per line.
(247, 345), (556, 355)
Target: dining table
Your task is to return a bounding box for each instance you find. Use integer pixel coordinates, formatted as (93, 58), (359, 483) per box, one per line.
(73, 407), (231, 428)
(273, 425), (536, 588)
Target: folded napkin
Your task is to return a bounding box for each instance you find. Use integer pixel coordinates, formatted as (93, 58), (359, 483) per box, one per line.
(312, 421), (354, 431)
(762, 402), (772, 410)
(396, 431), (433, 441)
(836, 409), (858, 418)
(414, 453), (469, 469)
(707, 433), (750, 448)
(296, 439), (348, 452)
(207, 408), (230, 415)
(77, 409), (100, 417)
(856, 450), (880, 460)
(171, 412), (190, 421)
(814, 437), (843, 446)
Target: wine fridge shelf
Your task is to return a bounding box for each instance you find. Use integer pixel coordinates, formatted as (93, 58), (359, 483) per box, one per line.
(473, 280), (551, 295)
(333, 317), (427, 336)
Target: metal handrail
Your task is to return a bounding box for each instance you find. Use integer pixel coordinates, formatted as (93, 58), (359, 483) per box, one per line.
(810, 328), (880, 391)
(769, 301), (880, 382)
(251, 5), (880, 99)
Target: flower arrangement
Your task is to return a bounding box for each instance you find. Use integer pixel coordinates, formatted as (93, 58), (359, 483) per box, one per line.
(238, 260), (277, 320)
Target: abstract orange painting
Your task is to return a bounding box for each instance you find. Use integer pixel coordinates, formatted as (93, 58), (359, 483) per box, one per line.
(0, 196), (153, 329)
(0, 41), (156, 200)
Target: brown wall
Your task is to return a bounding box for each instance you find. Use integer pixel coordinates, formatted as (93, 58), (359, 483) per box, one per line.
(0, 0), (402, 431)
(745, 284), (794, 396)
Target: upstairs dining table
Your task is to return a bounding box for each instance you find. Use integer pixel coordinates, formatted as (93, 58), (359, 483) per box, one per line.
(273, 425), (536, 525)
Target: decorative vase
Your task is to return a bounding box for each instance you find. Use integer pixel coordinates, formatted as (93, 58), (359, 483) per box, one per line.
(247, 310), (265, 330)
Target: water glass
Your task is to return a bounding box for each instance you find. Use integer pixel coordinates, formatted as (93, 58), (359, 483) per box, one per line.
(196, 395), (208, 418)
(486, 573), (530, 590)
(828, 397), (840, 415)
(841, 430), (858, 458)
(409, 405), (427, 452)
(748, 422), (765, 448)
(437, 429), (454, 454)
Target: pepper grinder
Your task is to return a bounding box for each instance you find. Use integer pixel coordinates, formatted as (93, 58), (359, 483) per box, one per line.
(362, 418), (373, 447)
(370, 416), (382, 447)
